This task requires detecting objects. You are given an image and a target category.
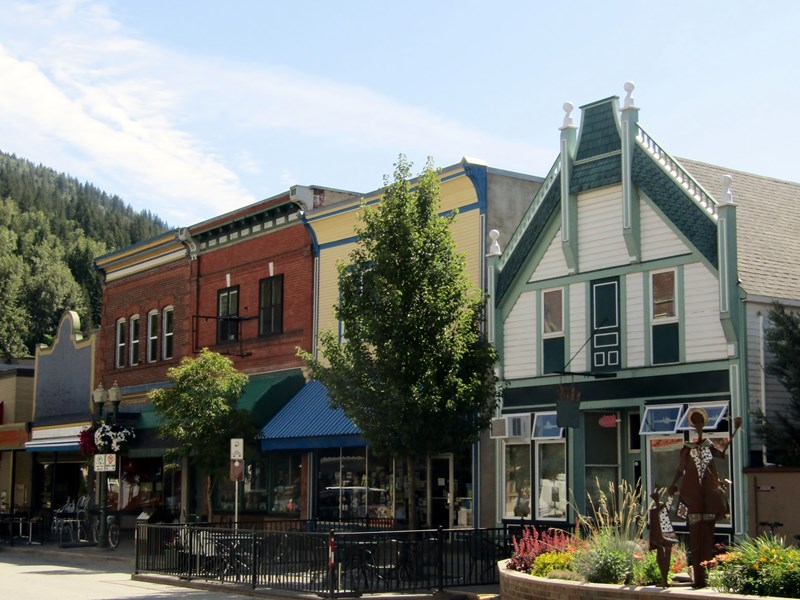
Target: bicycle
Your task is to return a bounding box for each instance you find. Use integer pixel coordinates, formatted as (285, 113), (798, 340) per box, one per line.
(92, 512), (120, 549)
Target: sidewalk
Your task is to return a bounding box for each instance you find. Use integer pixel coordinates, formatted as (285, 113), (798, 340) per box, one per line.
(1, 533), (499, 600)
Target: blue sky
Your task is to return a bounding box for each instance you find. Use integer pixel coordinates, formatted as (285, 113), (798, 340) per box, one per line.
(1, 0), (797, 226)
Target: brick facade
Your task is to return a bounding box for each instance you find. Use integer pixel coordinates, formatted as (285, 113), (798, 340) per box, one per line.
(191, 222), (314, 375)
(97, 257), (192, 394)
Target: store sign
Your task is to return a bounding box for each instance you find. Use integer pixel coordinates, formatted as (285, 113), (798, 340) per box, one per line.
(94, 453), (117, 472)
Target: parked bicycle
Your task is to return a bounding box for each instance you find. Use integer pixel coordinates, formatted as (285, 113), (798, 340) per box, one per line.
(93, 512), (120, 549)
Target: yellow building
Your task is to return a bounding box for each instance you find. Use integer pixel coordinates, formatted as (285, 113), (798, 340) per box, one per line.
(261, 157), (542, 528)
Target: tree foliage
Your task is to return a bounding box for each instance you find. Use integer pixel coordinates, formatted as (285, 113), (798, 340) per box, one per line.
(148, 348), (255, 517)
(299, 155), (500, 526)
(757, 302), (800, 465)
(0, 150), (168, 357)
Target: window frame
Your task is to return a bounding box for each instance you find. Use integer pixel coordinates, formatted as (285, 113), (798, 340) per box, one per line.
(217, 286), (240, 343)
(639, 404), (684, 435)
(531, 411), (564, 440)
(147, 310), (159, 363)
(542, 288), (564, 337)
(162, 306), (174, 360)
(676, 402), (729, 431)
(115, 318), (126, 369)
(258, 274), (284, 337)
(129, 315), (140, 366)
(651, 269), (678, 322)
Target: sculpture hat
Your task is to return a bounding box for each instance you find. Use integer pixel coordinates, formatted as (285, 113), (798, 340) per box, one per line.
(687, 407), (709, 430)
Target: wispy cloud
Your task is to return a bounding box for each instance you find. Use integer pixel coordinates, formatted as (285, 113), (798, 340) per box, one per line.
(0, 0), (545, 224)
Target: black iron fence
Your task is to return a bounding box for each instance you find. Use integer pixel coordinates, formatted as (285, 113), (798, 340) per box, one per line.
(135, 521), (514, 595)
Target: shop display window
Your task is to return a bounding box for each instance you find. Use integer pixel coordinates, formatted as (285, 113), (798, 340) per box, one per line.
(503, 443), (531, 519)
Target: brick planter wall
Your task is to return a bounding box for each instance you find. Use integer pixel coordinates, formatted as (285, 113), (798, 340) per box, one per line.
(498, 561), (770, 600)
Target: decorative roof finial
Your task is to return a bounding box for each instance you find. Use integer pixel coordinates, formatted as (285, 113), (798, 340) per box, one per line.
(488, 229), (501, 256)
(623, 81), (636, 108)
(562, 102), (575, 128)
(722, 174), (734, 205)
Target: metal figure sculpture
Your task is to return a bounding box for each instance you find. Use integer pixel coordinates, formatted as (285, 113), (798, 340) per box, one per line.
(648, 489), (678, 587)
(667, 408), (741, 588)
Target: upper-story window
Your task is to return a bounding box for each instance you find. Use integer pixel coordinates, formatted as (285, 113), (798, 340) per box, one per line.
(259, 275), (284, 336)
(217, 286), (239, 343)
(162, 306), (174, 360)
(147, 310), (159, 363)
(115, 318), (126, 368)
(542, 288), (565, 374)
(129, 315), (140, 366)
(651, 270), (679, 364)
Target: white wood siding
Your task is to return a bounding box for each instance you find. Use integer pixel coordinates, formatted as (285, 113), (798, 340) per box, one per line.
(577, 186), (628, 272)
(568, 282), (587, 372)
(529, 228), (569, 282)
(503, 291), (537, 379)
(626, 272), (645, 367)
(744, 302), (793, 450)
(683, 262), (728, 362)
(639, 194), (689, 261)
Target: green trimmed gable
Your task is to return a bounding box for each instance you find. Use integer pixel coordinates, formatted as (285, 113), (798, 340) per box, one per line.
(632, 146), (718, 268)
(496, 177), (561, 302)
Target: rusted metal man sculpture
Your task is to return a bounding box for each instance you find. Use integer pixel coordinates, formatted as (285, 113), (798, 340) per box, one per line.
(667, 408), (741, 588)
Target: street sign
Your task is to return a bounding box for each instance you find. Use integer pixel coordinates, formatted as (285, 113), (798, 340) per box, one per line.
(230, 438), (244, 460)
(94, 453), (117, 472)
(230, 459), (245, 481)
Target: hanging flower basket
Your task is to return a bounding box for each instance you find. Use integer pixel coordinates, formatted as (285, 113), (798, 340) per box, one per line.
(94, 423), (136, 454)
(79, 424), (100, 456)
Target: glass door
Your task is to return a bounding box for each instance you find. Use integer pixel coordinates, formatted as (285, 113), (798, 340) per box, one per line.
(584, 411), (620, 514)
(429, 454), (453, 528)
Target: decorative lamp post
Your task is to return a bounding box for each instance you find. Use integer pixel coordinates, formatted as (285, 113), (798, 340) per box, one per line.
(93, 381), (122, 548)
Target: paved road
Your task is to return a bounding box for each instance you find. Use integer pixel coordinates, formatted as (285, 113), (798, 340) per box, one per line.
(0, 549), (254, 600)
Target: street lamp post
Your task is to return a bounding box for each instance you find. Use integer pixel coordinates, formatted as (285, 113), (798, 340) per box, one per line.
(93, 381), (121, 548)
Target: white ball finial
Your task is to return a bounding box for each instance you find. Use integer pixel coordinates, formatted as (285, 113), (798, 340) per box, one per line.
(722, 174), (734, 205)
(562, 102), (575, 128)
(623, 81), (636, 108)
(488, 229), (501, 257)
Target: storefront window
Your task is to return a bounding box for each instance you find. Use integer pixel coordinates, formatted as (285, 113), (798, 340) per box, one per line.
(536, 442), (566, 520)
(119, 457), (172, 513)
(316, 448), (394, 520)
(215, 452), (302, 514)
(504, 444), (531, 519)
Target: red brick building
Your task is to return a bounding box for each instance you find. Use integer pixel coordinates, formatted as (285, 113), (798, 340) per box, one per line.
(93, 185), (358, 523)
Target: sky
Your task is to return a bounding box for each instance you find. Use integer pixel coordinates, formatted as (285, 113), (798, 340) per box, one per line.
(1, 1), (798, 227)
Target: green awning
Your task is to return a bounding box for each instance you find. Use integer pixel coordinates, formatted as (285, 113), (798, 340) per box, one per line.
(133, 369), (305, 434)
(237, 370), (306, 429)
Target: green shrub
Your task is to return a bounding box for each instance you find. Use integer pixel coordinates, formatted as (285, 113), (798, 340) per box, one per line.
(571, 530), (639, 584)
(531, 550), (573, 577)
(707, 535), (800, 598)
(631, 548), (664, 586)
(547, 569), (584, 582)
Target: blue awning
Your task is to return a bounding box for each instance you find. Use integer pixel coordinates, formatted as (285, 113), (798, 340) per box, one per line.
(259, 380), (364, 450)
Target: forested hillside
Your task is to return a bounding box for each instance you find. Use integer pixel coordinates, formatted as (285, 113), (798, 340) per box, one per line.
(0, 150), (170, 358)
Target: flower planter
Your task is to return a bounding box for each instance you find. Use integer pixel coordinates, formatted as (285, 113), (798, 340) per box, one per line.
(498, 561), (787, 600)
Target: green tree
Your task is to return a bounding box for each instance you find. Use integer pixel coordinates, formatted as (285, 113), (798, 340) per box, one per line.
(299, 156), (500, 528)
(757, 302), (800, 465)
(148, 348), (254, 519)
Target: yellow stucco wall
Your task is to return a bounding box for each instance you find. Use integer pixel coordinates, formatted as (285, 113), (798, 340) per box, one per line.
(310, 168), (483, 340)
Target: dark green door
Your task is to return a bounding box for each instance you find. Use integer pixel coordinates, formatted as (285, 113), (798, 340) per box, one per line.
(591, 277), (620, 371)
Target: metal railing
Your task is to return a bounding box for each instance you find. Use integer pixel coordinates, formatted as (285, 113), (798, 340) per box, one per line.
(136, 522), (513, 596)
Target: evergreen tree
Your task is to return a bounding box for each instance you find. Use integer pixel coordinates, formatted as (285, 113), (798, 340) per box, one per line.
(299, 156), (500, 529)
